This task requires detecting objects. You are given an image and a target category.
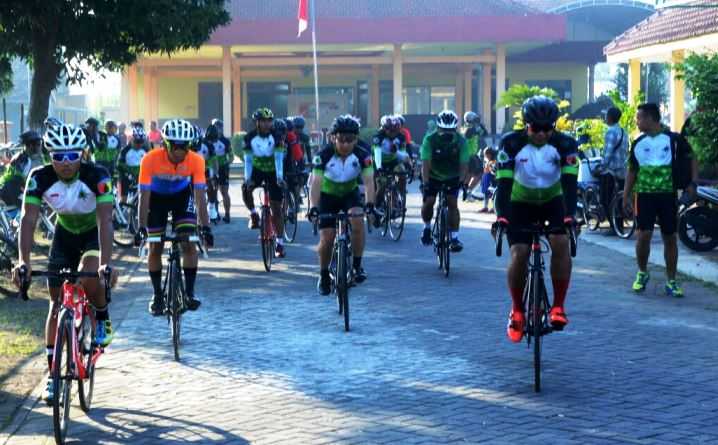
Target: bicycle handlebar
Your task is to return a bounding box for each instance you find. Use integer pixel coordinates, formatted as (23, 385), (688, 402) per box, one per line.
(139, 234), (207, 259)
(17, 266), (113, 302)
(494, 224), (578, 258)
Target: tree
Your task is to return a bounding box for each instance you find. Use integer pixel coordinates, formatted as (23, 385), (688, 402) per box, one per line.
(612, 63), (668, 105)
(0, 1), (230, 129)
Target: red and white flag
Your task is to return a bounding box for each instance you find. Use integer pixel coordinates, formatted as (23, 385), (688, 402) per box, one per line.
(297, 0), (309, 37)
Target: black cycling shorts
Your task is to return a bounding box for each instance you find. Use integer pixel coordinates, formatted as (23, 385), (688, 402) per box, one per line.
(507, 196), (566, 246)
(147, 187), (197, 236)
(217, 164), (230, 187)
(423, 177), (461, 200)
(635, 192), (678, 235)
(48, 225), (100, 288)
(318, 189), (362, 230)
(248, 169), (283, 202)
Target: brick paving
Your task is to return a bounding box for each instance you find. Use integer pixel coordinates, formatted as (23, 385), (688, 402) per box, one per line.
(2, 182), (717, 445)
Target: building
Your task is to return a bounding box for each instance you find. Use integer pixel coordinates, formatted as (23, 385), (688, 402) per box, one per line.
(605, 0), (718, 130)
(121, 0), (654, 136)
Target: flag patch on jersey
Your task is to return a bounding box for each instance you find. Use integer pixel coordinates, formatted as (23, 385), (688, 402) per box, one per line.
(97, 178), (112, 195)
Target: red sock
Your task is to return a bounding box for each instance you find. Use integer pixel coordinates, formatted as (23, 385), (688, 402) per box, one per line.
(552, 279), (570, 308)
(510, 288), (524, 313)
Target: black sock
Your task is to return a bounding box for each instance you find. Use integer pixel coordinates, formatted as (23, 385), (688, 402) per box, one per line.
(149, 270), (162, 297)
(46, 346), (54, 371)
(321, 268), (330, 279)
(184, 268), (197, 297)
(353, 257), (362, 269)
(95, 305), (109, 321)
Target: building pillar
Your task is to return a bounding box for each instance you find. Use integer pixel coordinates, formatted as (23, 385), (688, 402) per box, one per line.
(150, 72), (159, 123)
(482, 63), (493, 133)
(222, 46), (233, 135)
(628, 58), (641, 101)
(232, 60), (242, 134)
(670, 50), (686, 132)
(464, 65), (473, 115)
(495, 44), (507, 134)
(120, 69), (130, 123)
(128, 65), (138, 121)
(588, 63), (596, 103)
(392, 44), (403, 114)
(143, 67), (155, 126)
(370, 64), (380, 126)
(455, 68), (464, 118)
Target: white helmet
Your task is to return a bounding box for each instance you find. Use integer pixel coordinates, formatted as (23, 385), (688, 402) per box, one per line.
(464, 111), (480, 125)
(161, 119), (195, 143)
(437, 110), (459, 129)
(44, 124), (87, 151)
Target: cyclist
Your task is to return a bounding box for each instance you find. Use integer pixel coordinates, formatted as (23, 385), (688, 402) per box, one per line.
(136, 119), (213, 316)
(116, 126), (148, 205)
(103, 120), (121, 177)
(194, 126), (220, 223)
(84, 117), (110, 170)
(293, 115), (313, 163)
(0, 131), (48, 209)
(309, 115), (375, 295)
(623, 103), (697, 297)
(284, 117), (306, 208)
(242, 108), (287, 258)
(419, 110), (469, 252)
(12, 123), (116, 403)
(463, 111), (489, 199)
(206, 119), (233, 223)
(494, 96), (579, 343)
(372, 115), (409, 221)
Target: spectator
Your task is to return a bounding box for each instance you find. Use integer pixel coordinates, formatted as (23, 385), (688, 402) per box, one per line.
(479, 148), (496, 213)
(600, 106), (628, 232)
(148, 120), (162, 148)
(118, 122), (128, 148)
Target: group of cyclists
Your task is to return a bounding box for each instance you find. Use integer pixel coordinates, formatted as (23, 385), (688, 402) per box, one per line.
(3, 91), (697, 405)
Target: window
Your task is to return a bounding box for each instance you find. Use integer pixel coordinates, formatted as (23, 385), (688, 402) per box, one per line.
(430, 87), (456, 114)
(403, 87), (431, 114)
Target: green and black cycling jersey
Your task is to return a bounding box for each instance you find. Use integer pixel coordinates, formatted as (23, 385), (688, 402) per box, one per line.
(312, 144), (373, 197)
(464, 124), (488, 158)
(0, 151), (48, 207)
(117, 144), (148, 178)
(24, 163), (114, 234)
(494, 130), (579, 217)
(371, 130), (407, 164)
(207, 136), (233, 166)
(627, 130), (692, 194)
(243, 130), (286, 173)
(420, 130), (470, 181)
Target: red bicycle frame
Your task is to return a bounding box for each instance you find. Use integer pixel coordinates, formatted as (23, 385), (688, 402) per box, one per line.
(260, 187), (277, 243)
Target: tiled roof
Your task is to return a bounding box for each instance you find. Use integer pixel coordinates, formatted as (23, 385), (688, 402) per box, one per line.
(604, 0), (718, 55)
(227, 0), (537, 19)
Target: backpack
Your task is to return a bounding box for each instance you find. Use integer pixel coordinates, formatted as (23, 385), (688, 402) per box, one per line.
(669, 132), (694, 190)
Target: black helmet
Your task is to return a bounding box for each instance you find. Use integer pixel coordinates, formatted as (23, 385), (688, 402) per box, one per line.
(284, 117), (294, 131)
(331, 115), (360, 135)
(211, 118), (223, 128)
(522, 96), (559, 126)
(292, 116), (306, 129)
(205, 124), (219, 141)
(85, 117), (100, 127)
(273, 118), (287, 135)
(20, 130), (42, 145)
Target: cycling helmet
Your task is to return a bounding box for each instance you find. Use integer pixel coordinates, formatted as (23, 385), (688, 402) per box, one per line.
(381, 115), (399, 131)
(252, 107), (274, 121)
(463, 111), (480, 125)
(521, 96), (559, 126)
(132, 126), (146, 143)
(395, 114), (406, 126)
(20, 130), (42, 145)
(210, 118), (223, 129)
(330, 114), (360, 135)
(85, 117), (100, 127)
(205, 123), (219, 141)
(105, 120), (117, 129)
(284, 117), (294, 132)
(292, 115), (306, 129)
(436, 110), (459, 129)
(44, 124), (87, 151)
(161, 119), (195, 143)
(44, 117), (63, 131)
(273, 118), (287, 135)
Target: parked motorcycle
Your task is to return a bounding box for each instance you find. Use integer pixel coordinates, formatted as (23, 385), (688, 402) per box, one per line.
(678, 186), (718, 252)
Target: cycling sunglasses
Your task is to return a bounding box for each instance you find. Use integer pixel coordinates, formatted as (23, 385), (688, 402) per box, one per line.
(50, 151), (83, 163)
(529, 123), (556, 134)
(336, 134), (357, 144)
(167, 140), (190, 151)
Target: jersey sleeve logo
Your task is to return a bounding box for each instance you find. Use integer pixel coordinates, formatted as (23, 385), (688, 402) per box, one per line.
(363, 157), (372, 167)
(497, 150), (511, 164)
(565, 154), (579, 167)
(312, 155), (322, 166)
(97, 178), (112, 195)
(26, 177), (38, 192)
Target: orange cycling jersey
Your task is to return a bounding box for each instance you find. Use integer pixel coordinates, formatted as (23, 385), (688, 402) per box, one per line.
(139, 147), (206, 195)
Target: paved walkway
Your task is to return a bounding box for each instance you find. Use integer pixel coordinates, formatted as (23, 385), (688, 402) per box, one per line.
(2, 183), (717, 444)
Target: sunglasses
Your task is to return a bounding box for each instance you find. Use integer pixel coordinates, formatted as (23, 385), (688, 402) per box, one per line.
(167, 141), (189, 151)
(51, 151), (83, 163)
(336, 135), (357, 144)
(529, 123), (555, 134)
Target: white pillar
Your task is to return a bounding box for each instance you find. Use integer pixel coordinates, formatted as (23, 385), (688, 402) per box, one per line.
(670, 50), (686, 132)
(495, 44), (507, 134)
(120, 69), (130, 123)
(482, 63), (493, 133)
(222, 46), (233, 135)
(393, 44), (403, 114)
(588, 63), (596, 103)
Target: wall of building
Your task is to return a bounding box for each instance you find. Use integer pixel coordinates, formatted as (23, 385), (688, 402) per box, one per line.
(507, 62), (588, 110)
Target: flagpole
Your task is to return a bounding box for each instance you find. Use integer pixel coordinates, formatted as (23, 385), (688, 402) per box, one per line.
(310, 0), (320, 130)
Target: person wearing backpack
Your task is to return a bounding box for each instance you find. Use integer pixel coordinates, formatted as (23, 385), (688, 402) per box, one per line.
(600, 107), (628, 232)
(623, 103), (698, 298)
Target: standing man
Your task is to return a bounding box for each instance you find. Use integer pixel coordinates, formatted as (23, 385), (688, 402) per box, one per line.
(623, 103), (697, 297)
(463, 111), (489, 199)
(419, 110), (469, 252)
(148, 121), (163, 148)
(206, 119), (233, 223)
(600, 107), (628, 232)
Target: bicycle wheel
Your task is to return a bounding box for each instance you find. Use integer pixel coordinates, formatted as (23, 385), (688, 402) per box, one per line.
(441, 207), (450, 278)
(112, 203), (136, 247)
(610, 194), (636, 239)
(260, 206), (273, 272)
(433, 217), (443, 269)
(584, 187), (601, 231)
(168, 261), (182, 362)
(531, 270), (543, 393)
(336, 239), (350, 331)
(0, 233), (17, 272)
(52, 315), (73, 445)
(283, 191), (299, 243)
(77, 314), (95, 412)
(388, 189), (406, 241)
(379, 190), (390, 238)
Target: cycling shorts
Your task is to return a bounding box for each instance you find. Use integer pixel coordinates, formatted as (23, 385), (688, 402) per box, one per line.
(48, 225), (100, 288)
(423, 177), (461, 200)
(635, 192), (677, 235)
(318, 189), (362, 230)
(507, 196), (566, 246)
(147, 186), (197, 236)
(247, 170), (283, 202)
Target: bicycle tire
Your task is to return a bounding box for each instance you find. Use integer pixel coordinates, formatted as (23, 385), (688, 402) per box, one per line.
(610, 194), (636, 239)
(584, 188), (601, 231)
(283, 191), (299, 243)
(433, 216), (443, 270)
(379, 190), (390, 238)
(388, 188), (406, 241)
(77, 314), (95, 412)
(112, 204), (136, 247)
(168, 260), (182, 362)
(0, 233), (17, 272)
(531, 269), (543, 393)
(52, 314), (73, 445)
(336, 239), (350, 331)
(679, 207), (718, 252)
(260, 206), (273, 272)
(441, 206), (450, 278)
